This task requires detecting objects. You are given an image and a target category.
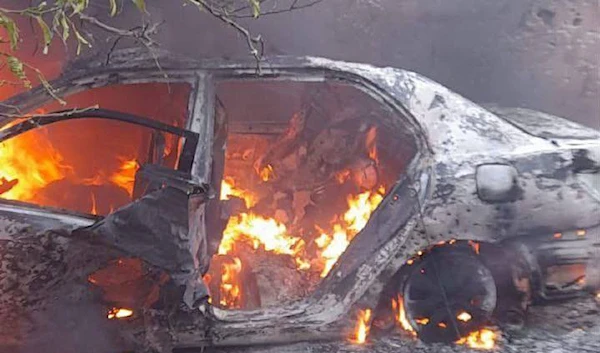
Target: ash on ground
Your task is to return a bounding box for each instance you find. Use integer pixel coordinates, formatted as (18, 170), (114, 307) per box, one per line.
(210, 294), (600, 353)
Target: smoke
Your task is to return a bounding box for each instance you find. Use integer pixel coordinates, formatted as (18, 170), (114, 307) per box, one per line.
(2, 0), (598, 128)
(134, 0), (598, 128)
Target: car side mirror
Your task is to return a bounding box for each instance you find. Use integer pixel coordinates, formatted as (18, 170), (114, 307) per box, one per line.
(476, 164), (522, 203)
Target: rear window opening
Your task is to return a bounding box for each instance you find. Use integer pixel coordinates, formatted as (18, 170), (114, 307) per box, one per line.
(0, 83), (191, 216)
(204, 79), (417, 310)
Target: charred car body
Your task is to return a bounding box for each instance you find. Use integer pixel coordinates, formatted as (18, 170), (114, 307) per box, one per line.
(0, 49), (598, 352)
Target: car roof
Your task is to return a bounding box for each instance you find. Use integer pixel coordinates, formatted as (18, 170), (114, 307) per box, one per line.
(69, 47), (382, 72)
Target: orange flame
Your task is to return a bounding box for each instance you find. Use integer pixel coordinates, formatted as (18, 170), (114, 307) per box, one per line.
(456, 328), (497, 350)
(0, 126), (139, 211)
(109, 158), (139, 197)
(317, 188), (385, 277)
(415, 318), (430, 325)
(219, 257), (243, 308)
(214, 126), (386, 309)
(392, 295), (416, 336)
(90, 192), (98, 215)
(351, 309), (372, 344)
(219, 213), (304, 258)
(214, 184), (386, 307)
(365, 126), (378, 163)
(335, 169), (351, 184)
(317, 225), (350, 277)
(0, 130), (68, 200)
(259, 164), (274, 182)
(457, 311), (472, 322)
(107, 307), (133, 320)
(469, 240), (481, 255)
(220, 177), (257, 208)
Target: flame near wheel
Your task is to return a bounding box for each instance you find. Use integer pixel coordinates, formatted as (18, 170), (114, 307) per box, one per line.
(403, 249), (497, 343)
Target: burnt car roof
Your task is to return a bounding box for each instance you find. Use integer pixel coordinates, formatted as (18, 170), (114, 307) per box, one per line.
(63, 47), (389, 74)
(2, 48), (598, 159)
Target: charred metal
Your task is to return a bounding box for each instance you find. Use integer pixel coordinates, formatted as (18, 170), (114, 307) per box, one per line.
(0, 48), (598, 352)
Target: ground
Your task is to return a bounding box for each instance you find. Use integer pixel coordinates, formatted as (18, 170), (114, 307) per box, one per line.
(210, 294), (600, 353)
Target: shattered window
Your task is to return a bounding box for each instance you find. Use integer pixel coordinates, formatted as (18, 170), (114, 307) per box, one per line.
(0, 83), (191, 215)
(204, 80), (417, 309)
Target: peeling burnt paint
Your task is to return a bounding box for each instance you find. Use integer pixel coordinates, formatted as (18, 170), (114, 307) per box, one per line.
(572, 149), (600, 173)
(428, 94), (446, 110)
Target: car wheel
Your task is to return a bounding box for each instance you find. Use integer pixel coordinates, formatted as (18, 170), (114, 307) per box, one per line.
(403, 250), (497, 343)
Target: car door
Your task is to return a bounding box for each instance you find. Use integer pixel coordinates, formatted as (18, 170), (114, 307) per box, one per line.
(0, 79), (202, 235)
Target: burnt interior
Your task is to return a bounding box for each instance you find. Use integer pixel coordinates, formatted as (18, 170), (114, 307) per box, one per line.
(0, 78), (418, 312)
(0, 83), (191, 215)
(204, 80), (417, 309)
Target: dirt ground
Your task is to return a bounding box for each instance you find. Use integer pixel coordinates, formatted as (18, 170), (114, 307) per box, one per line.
(209, 294), (600, 353)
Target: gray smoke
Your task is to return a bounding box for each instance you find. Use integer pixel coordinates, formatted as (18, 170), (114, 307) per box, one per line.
(112, 0), (598, 128)
(53, 0), (595, 130)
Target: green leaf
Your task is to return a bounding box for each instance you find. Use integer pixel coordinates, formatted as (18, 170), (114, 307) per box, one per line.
(249, 0), (260, 18)
(60, 13), (70, 42)
(0, 12), (19, 51)
(71, 0), (90, 15)
(7, 56), (31, 88)
(131, 0), (146, 13)
(72, 25), (91, 55)
(35, 2), (48, 12)
(35, 16), (53, 55)
(109, 0), (118, 16)
(37, 71), (66, 105)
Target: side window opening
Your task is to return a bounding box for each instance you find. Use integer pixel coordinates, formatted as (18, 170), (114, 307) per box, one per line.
(204, 80), (417, 310)
(0, 83), (192, 216)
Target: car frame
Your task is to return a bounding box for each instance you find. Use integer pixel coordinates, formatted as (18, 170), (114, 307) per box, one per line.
(0, 48), (598, 351)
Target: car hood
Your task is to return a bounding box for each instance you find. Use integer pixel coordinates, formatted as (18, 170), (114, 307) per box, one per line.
(484, 105), (600, 141)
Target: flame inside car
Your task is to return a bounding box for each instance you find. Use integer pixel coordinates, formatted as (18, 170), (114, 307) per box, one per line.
(219, 257), (244, 309)
(109, 158), (140, 197)
(0, 82), (188, 215)
(213, 177), (385, 307)
(0, 126), (139, 214)
(0, 128), (68, 201)
(208, 121), (387, 309)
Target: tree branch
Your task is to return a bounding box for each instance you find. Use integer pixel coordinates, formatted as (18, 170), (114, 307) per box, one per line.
(78, 13), (159, 48)
(187, 0), (264, 72)
(230, 0), (323, 18)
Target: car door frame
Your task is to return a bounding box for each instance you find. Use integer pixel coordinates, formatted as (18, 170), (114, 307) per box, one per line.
(0, 67), (209, 230)
(1, 53), (432, 347)
(187, 63), (431, 347)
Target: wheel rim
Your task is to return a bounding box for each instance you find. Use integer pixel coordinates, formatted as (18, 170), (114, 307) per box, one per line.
(403, 251), (497, 343)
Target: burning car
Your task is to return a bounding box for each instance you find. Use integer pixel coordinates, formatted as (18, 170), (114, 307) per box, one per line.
(0, 49), (598, 352)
